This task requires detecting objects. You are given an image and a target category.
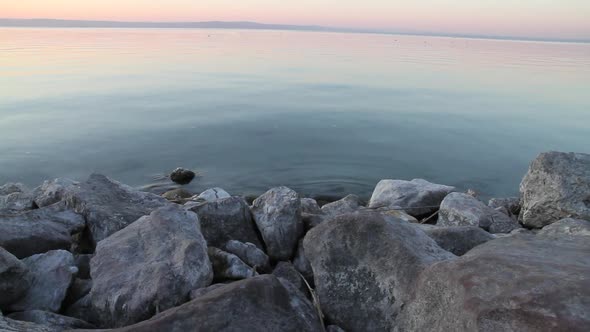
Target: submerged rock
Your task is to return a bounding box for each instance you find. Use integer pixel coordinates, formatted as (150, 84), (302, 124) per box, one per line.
(170, 167), (195, 185)
(208, 247), (256, 281)
(0, 246), (33, 309)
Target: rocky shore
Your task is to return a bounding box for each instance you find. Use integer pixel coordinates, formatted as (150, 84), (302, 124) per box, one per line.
(1, 151), (589, 331)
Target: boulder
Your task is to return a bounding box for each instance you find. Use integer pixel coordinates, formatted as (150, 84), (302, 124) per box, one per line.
(374, 208), (419, 223)
(208, 247), (256, 281)
(326, 325), (346, 332)
(273, 261), (308, 297)
(7, 310), (95, 330)
(437, 192), (521, 234)
(32, 178), (78, 208)
(188, 283), (226, 300)
(161, 188), (192, 202)
(186, 196), (263, 248)
(0, 182), (28, 195)
(368, 179), (455, 216)
(488, 197), (520, 216)
(251, 186), (303, 261)
(196, 187), (231, 202)
(537, 218), (590, 237)
(0, 246), (33, 309)
(398, 234), (590, 332)
(303, 211), (455, 331)
(80, 205), (213, 328)
(321, 194), (365, 216)
(416, 225), (496, 256)
(7, 250), (76, 313)
(223, 240), (270, 272)
(292, 239), (314, 284)
(170, 167), (195, 185)
(519, 151), (590, 228)
(0, 314), (55, 332)
(302, 213), (326, 231)
(0, 192), (35, 214)
(64, 174), (171, 246)
(92, 275), (323, 332)
(300, 198), (322, 214)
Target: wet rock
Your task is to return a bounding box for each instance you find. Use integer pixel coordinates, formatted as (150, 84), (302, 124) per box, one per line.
(7, 310), (95, 330)
(96, 275), (323, 332)
(398, 234), (590, 332)
(303, 211), (455, 331)
(186, 196), (263, 248)
(438, 192), (521, 234)
(0, 246), (33, 309)
(64, 174), (171, 246)
(321, 194), (365, 216)
(161, 188), (192, 202)
(80, 205), (212, 328)
(7, 250), (76, 313)
(488, 197), (520, 216)
(292, 239), (314, 284)
(417, 225), (496, 256)
(273, 261), (308, 297)
(368, 179), (455, 216)
(300, 198), (322, 214)
(170, 167), (195, 185)
(251, 186), (303, 261)
(0, 182), (28, 195)
(196, 187), (231, 202)
(223, 240), (270, 272)
(537, 218), (590, 237)
(32, 178), (78, 208)
(208, 247), (256, 281)
(520, 151), (590, 228)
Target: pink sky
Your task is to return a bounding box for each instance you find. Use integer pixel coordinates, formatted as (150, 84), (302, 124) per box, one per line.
(2, 0), (589, 40)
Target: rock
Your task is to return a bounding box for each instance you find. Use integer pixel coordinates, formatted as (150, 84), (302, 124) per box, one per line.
(374, 208), (419, 223)
(80, 205), (212, 328)
(520, 151), (590, 228)
(537, 218), (590, 237)
(416, 225), (496, 256)
(161, 188), (192, 202)
(170, 167), (195, 185)
(63, 278), (92, 309)
(301, 198), (322, 214)
(321, 194), (365, 216)
(186, 196), (263, 248)
(7, 310), (95, 329)
(223, 240), (270, 272)
(32, 178), (78, 208)
(64, 173), (171, 246)
(208, 247), (256, 281)
(251, 186), (303, 261)
(196, 187), (231, 202)
(398, 234), (590, 332)
(437, 192), (521, 234)
(0, 191), (35, 214)
(293, 239), (314, 284)
(7, 250), (76, 313)
(303, 211), (455, 331)
(273, 261), (308, 297)
(326, 326), (346, 332)
(188, 283), (226, 300)
(0, 314), (55, 332)
(488, 197), (520, 216)
(0, 182), (28, 195)
(302, 213), (326, 230)
(94, 275), (323, 332)
(368, 179), (455, 216)
(0, 246), (33, 309)
(74, 254), (92, 279)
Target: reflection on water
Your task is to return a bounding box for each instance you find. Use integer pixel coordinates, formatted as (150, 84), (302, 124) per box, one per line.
(0, 28), (589, 199)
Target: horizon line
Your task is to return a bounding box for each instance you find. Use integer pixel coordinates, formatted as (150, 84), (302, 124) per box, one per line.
(1, 18), (589, 44)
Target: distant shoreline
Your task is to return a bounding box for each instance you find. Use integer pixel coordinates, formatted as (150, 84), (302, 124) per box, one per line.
(1, 18), (588, 44)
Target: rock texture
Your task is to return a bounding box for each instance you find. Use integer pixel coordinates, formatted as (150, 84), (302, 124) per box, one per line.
(196, 187), (231, 202)
(0, 182), (28, 195)
(0, 314), (55, 332)
(417, 225), (496, 256)
(33, 178), (78, 208)
(398, 234), (590, 332)
(537, 218), (590, 237)
(81, 206), (212, 328)
(272, 261), (309, 297)
(321, 194), (365, 216)
(293, 239), (314, 284)
(0, 246), (32, 309)
(519, 151), (590, 228)
(170, 167), (196, 185)
(488, 197), (520, 216)
(368, 179), (455, 216)
(208, 247), (256, 281)
(223, 240), (270, 272)
(7, 310), (95, 330)
(304, 211), (455, 331)
(300, 198), (322, 214)
(251, 186), (303, 261)
(0, 191), (35, 214)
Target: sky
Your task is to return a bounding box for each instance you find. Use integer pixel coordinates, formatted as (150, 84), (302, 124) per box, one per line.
(1, 0), (590, 40)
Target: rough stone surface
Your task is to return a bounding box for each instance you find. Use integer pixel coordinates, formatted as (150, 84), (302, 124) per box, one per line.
(196, 187), (231, 202)
(300, 198), (322, 214)
(302, 213), (326, 230)
(398, 234), (590, 332)
(321, 194), (365, 216)
(188, 283), (226, 300)
(0, 314), (55, 332)
(32, 178), (78, 208)
(273, 261), (308, 297)
(7, 310), (95, 329)
(88, 275), (323, 332)
(488, 197), (520, 216)
(223, 240), (270, 272)
(537, 218), (590, 237)
(0, 191), (35, 214)
(64, 173), (171, 245)
(368, 179), (455, 216)
(251, 186), (303, 261)
(374, 208), (420, 223)
(293, 239), (314, 284)
(326, 325), (346, 332)
(0, 182), (28, 195)
(0, 246), (33, 309)
(81, 205), (213, 328)
(438, 192), (521, 234)
(303, 211), (455, 332)
(161, 188), (192, 202)
(519, 151), (590, 228)
(170, 167), (196, 185)
(208, 247), (256, 281)
(7, 250), (76, 313)
(417, 225), (496, 256)
(186, 196), (263, 248)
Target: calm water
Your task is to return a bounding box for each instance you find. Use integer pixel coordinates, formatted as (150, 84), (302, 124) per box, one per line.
(1, 28), (589, 199)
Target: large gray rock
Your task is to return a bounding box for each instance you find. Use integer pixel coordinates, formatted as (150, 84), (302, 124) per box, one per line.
(537, 218), (590, 237)
(0, 314), (55, 332)
(223, 240), (270, 272)
(80, 205), (213, 328)
(417, 225), (496, 256)
(7, 250), (76, 313)
(520, 151), (590, 228)
(208, 247), (256, 281)
(303, 211), (455, 332)
(488, 197), (520, 216)
(92, 275), (323, 332)
(0, 246), (33, 309)
(196, 187), (230, 202)
(251, 186), (303, 261)
(438, 192), (522, 234)
(0, 191), (35, 214)
(0, 182), (28, 195)
(186, 196), (263, 248)
(300, 198), (322, 214)
(293, 239), (314, 284)
(368, 179), (455, 216)
(7, 310), (95, 330)
(398, 234), (590, 332)
(321, 194), (365, 216)
(32, 178), (78, 208)
(64, 173), (171, 246)
(272, 261), (308, 297)
(0, 202), (85, 258)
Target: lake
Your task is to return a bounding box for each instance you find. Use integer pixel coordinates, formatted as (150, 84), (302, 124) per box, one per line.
(1, 28), (589, 199)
